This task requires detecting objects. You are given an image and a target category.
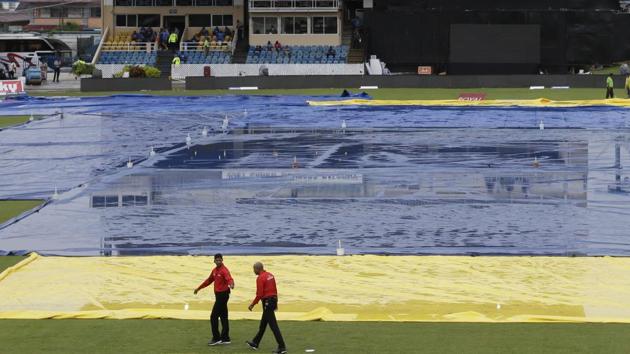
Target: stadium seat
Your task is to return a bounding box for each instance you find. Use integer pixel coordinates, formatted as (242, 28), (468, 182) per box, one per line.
(245, 45), (349, 64)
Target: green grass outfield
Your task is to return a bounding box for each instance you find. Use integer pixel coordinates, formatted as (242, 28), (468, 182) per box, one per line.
(0, 200), (44, 224)
(28, 88), (620, 100)
(0, 319), (629, 354)
(0, 256), (23, 272)
(1, 258), (630, 353)
(0, 115), (30, 129)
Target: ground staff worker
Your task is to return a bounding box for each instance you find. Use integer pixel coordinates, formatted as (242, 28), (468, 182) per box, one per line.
(168, 32), (178, 53)
(625, 74), (630, 98)
(246, 262), (287, 354)
(606, 73), (614, 99)
(194, 253), (234, 346)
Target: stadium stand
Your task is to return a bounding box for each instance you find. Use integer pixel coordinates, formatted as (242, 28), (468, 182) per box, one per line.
(246, 45), (348, 64)
(98, 51), (157, 65)
(97, 28), (158, 65)
(174, 50), (231, 64)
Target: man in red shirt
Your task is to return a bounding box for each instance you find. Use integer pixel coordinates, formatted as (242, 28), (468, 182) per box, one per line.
(246, 262), (286, 354)
(194, 253), (235, 346)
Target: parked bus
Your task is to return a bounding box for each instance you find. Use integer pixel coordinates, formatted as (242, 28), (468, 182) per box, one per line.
(0, 33), (72, 76)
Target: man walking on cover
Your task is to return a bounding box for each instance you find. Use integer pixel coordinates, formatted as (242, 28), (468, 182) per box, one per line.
(194, 253), (234, 346)
(246, 262), (287, 354)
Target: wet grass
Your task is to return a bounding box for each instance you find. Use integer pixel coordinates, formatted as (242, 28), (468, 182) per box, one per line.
(0, 200), (44, 224)
(0, 115), (30, 129)
(28, 88), (620, 100)
(0, 320), (628, 353)
(0, 256), (24, 272)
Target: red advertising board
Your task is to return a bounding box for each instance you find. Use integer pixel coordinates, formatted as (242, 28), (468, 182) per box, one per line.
(417, 66), (432, 75)
(0, 79), (25, 96)
(458, 93), (487, 101)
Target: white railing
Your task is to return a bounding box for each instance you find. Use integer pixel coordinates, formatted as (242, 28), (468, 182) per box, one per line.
(91, 26), (109, 65)
(249, 0), (338, 10)
(101, 42), (157, 52)
(181, 41), (233, 52)
(231, 26), (239, 55)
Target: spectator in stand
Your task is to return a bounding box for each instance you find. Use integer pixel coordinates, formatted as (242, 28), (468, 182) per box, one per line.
(284, 45), (292, 59)
(217, 30), (225, 43)
(326, 46), (336, 59)
(255, 45), (263, 54)
(160, 29), (169, 50)
(203, 37), (210, 56)
(200, 27), (209, 37)
(147, 27), (155, 42)
(225, 27), (232, 42)
(266, 41), (273, 51)
(213, 26), (220, 37)
(168, 31), (179, 53)
(352, 28), (362, 48)
(274, 40), (282, 52)
(131, 31), (141, 42)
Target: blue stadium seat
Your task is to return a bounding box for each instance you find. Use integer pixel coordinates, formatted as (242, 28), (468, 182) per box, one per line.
(97, 51), (157, 65)
(245, 45), (349, 64)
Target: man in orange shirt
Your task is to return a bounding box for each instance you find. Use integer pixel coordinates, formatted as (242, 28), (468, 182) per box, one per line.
(246, 262), (286, 354)
(194, 253), (235, 346)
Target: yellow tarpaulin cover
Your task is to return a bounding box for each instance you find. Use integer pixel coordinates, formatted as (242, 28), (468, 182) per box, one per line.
(1, 253), (630, 322)
(307, 98), (630, 108)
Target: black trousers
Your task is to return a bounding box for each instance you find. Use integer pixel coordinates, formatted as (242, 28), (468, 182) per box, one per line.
(211, 290), (230, 341)
(253, 297), (285, 349)
(606, 87), (614, 99)
(53, 69), (60, 82)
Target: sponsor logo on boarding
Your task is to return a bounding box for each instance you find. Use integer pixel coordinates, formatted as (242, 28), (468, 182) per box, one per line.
(458, 93), (487, 101)
(0, 79), (25, 95)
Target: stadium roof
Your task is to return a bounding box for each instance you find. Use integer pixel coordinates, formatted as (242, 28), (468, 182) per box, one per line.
(18, 0), (98, 4)
(0, 11), (30, 23)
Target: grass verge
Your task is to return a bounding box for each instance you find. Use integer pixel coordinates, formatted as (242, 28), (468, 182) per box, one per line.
(0, 320), (628, 353)
(0, 256), (24, 272)
(0, 115), (30, 129)
(0, 200), (44, 224)
(28, 88), (618, 100)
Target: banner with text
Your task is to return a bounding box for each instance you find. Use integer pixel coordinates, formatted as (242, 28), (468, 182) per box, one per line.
(0, 78), (25, 96)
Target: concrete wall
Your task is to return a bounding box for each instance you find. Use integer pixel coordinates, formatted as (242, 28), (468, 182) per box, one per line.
(170, 63), (364, 79)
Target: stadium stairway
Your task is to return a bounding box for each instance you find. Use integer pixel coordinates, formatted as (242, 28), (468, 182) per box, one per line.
(348, 48), (364, 63)
(231, 38), (249, 64)
(342, 22), (353, 47)
(156, 51), (174, 78)
(343, 22), (364, 64)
